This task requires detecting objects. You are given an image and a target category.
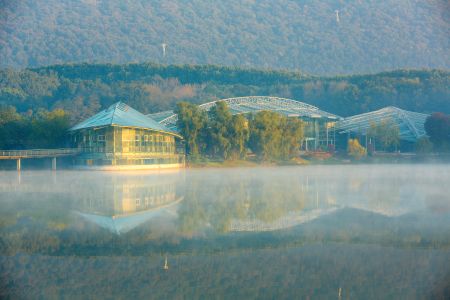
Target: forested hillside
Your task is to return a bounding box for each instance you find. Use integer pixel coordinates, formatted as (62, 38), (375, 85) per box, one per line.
(1, 63), (449, 125)
(1, 0), (449, 74)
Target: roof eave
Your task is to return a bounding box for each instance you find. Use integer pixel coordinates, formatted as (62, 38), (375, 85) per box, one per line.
(70, 123), (183, 139)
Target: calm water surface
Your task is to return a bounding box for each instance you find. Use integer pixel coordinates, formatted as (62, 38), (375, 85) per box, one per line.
(1, 165), (449, 299)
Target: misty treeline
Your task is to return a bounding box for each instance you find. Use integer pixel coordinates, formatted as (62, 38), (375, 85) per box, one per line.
(1, 64), (449, 124)
(175, 101), (304, 161)
(0, 63), (449, 153)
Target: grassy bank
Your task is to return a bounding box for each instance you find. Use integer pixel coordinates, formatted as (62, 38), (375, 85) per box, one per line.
(185, 152), (450, 168)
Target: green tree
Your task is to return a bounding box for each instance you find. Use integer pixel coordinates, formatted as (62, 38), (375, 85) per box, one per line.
(424, 113), (450, 151)
(0, 106), (70, 149)
(0, 105), (22, 125)
(0, 105), (30, 149)
(207, 101), (233, 159)
(248, 111), (283, 161)
(248, 111), (305, 161)
(367, 119), (400, 151)
(229, 114), (249, 159)
(30, 109), (71, 148)
(281, 118), (304, 159)
(175, 102), (207, 156)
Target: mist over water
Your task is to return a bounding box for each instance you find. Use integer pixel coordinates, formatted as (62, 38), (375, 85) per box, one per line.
(1, 164), (449, 299)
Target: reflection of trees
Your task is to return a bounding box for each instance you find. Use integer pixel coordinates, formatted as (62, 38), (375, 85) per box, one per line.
(177, 177), (207, 236)
(333, 168), (404, 216)
(176, 166), (422, 235)
(365, 177), (402, 215)
(177, 171), (310, 234)
(2, 166), (450, 257)
(178, 176), (246, 234)
(247, 178), (305, 223)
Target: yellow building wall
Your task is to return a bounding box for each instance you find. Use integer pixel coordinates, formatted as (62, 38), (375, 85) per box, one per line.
(73, 126), (182, 166)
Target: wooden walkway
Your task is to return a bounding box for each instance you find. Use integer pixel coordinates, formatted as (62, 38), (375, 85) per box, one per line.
(0, 148), (80, 170)
(0, 148), (79, 159)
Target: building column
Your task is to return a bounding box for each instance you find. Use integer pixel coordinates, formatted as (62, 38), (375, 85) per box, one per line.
(333, 127), (336, 145)
(16, 158), (21, 171)
(314, 120), (319, 150)
(52, 157), (57, 170)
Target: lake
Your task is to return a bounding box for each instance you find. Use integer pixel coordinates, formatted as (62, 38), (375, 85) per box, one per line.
(1, 164), (449, 299)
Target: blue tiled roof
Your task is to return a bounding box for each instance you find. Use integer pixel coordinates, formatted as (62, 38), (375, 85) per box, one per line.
(70, 102), (179, 136)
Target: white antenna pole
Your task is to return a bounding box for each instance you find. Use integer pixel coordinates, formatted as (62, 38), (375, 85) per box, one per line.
(335, 10), (340, 23)
(161, 43), (167, 58)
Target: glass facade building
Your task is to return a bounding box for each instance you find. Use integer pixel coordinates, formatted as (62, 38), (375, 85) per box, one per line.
(70, 102), (184, 169)
(149, 96), (341, 151)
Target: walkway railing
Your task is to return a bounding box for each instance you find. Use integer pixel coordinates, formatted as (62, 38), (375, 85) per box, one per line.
(0, 148), (80, 159)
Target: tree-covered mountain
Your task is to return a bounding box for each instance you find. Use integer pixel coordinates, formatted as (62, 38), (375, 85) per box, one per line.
(1, 63), (449, 125)
(1, 0), (449, 75)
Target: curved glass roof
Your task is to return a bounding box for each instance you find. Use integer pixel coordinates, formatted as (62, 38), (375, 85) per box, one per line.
(229, 207), (340, 232)
(70, 102), (179, 136)
(335, 106), (429, 142)
(148, 96), (341, 130)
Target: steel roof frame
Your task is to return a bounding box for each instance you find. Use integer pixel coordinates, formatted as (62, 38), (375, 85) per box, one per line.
(150, 96), (341, 130)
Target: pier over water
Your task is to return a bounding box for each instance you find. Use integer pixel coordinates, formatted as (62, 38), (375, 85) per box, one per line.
(0, 148), (79, 170)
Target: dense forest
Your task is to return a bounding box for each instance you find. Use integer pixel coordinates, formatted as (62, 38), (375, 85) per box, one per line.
(1, 63), (449, 126)
(1, 0), (449, 74)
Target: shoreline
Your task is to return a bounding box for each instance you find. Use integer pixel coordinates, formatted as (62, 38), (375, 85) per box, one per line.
(186, 153), (450, 169)
(1, 154), (449, 171)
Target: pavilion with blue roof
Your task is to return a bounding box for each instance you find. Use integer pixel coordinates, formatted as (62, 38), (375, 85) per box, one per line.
(70, 102), (184, 169)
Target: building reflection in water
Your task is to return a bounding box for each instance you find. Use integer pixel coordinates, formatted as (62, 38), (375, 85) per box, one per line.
(192, 169), (425, 233)
(73, 171), (185, 235)
(0, 166), (430, 236)
(228, 207), (339, 232)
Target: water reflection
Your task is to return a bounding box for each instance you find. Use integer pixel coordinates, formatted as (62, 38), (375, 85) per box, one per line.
(174, 166), (432, 234)
(74, 174), (184, 234)
(1, 165), (449, 299)
(0, 165), (447, 238)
